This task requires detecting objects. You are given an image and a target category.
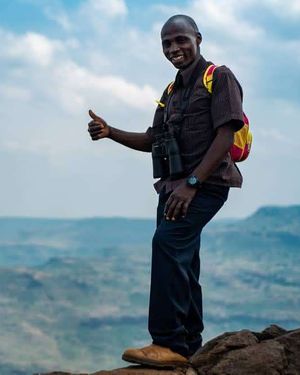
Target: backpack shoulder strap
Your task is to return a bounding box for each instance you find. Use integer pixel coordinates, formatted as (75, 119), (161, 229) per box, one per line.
(203, 64), (217, 94)
(155, 81), (174, 108)
(167, 81), (175, 95)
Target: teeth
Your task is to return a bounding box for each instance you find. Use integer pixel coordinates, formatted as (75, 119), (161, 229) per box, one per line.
(172, 55), (184, 62)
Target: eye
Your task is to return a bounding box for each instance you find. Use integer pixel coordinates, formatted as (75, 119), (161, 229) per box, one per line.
(176, 36), (188, 44)
(162, 40), (171, 49)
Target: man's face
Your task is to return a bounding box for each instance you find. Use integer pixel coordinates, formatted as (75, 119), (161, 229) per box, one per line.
(161, 20), (201, 70)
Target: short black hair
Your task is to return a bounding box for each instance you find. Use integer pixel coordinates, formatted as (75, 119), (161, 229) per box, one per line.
(162, 15), (201, 36)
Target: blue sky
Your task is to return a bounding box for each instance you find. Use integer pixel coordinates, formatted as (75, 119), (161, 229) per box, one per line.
(0, 0), (300, 219)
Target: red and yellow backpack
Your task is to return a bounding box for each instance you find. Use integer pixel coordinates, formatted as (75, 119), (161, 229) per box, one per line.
(203, 64), (252, 162)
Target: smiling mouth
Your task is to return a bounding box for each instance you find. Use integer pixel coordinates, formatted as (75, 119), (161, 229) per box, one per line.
(171, 55), (184, 63)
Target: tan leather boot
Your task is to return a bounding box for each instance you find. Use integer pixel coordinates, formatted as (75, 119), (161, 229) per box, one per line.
(122, 344), (188, 367)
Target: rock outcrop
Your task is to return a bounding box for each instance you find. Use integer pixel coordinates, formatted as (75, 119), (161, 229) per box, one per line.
(38, 325), (300, 375)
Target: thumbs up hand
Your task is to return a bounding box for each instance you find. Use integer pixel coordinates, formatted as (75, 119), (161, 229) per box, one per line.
(88, 109), (111, 141)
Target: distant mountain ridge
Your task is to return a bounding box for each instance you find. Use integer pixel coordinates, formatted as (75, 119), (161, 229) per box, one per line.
(0, 203), (299, 243)
(0, 205), (299, 268)
(0, 205), (299, 374)
(243, 205), (300, 232)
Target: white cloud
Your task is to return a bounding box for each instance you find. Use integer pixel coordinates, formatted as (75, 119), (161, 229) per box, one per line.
(0, 85), (32, 101)
(154, 0), (264, 41)
(151, 4), (181, 16)
(283, 40), (300, 64)
(43, 4), (72, 31)
(190, 0), (264, 40)
(83, 0), (128, 18)
(0, 27), (159, 116)
(0, 30), (64, 67)
(258, 128), (298, 146)
(265, 0), (300, 18)
(51, 60), (159, 114)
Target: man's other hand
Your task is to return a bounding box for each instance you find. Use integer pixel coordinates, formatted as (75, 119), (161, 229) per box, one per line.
(88, 109), (110, 140)
(164, 183), (197, 220)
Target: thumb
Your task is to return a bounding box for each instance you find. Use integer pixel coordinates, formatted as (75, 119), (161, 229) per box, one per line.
(89, 109), (99, 120)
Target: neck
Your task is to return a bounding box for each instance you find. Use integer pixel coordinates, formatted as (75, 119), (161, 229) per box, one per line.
(179, 54), (201, 72)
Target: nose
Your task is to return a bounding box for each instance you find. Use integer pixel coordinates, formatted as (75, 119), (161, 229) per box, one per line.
(169, 42), (180, 55)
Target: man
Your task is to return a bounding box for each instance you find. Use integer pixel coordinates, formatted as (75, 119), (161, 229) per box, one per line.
(88, 15), (244, 367)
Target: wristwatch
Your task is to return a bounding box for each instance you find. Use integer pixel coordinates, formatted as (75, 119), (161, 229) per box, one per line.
(186, 175), (202, 189)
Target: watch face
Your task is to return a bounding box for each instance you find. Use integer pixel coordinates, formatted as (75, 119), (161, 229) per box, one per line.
(187, 175), (201, 188)
(189, 176), (198, 185)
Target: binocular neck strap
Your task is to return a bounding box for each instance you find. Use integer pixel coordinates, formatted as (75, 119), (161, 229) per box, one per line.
(164, 59), (204, 126)
(163, 89), (173, 126)
(180, 59), (203, 114)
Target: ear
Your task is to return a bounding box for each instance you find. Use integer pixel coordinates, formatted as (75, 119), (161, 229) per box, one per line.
(196, 32), (202, 46)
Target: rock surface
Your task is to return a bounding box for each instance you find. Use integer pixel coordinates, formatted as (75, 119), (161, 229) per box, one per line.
(38, 325), (300, 375)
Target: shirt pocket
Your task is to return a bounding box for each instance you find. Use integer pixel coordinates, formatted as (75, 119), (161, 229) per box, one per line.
(178, 112), (214, 166)
(181, 111), (214, 141)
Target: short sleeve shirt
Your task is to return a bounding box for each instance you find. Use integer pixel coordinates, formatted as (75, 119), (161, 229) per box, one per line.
(147, 54), (244, 193)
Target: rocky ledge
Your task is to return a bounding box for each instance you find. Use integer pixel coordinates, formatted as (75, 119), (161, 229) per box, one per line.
(38, 325), (300, 375)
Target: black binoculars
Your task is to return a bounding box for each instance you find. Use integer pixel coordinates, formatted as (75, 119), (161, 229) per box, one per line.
(152, 132), (183, 179)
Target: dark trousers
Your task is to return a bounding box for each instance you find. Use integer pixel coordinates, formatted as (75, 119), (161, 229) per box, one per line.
(148, 183), (229, 357)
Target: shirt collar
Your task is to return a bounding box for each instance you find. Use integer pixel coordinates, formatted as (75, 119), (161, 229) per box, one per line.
(177, 54), (208, 87)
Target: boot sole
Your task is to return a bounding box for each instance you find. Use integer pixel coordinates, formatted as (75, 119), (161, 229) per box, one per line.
(122, 354), (189, 368)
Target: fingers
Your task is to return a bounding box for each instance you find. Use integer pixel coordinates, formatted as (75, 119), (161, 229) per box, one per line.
(181, 201), (190, 218)
(89, 129), (106, 140)
(164, 194), (193, 220)
(91, 134), (102, 141)
(88, 127), (101, 139)
(88, 123), (104, 133)
(88, 118), (104, 128)
(164, 195), (174, 217)
(165, 200), (177, 220)
(164, 195), (183, 221)
(172, 201), (184, 220)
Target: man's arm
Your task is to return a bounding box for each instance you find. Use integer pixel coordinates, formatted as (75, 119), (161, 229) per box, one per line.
(191, 123), (234, 182)
(88, 110), (153, 152)
(164, 122), (235, 220)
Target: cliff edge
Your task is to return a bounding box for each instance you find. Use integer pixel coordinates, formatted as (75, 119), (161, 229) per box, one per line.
(38, 325), (300, 375)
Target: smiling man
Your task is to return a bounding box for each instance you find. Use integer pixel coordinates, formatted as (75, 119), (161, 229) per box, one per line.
(88, 15), (244, 367)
